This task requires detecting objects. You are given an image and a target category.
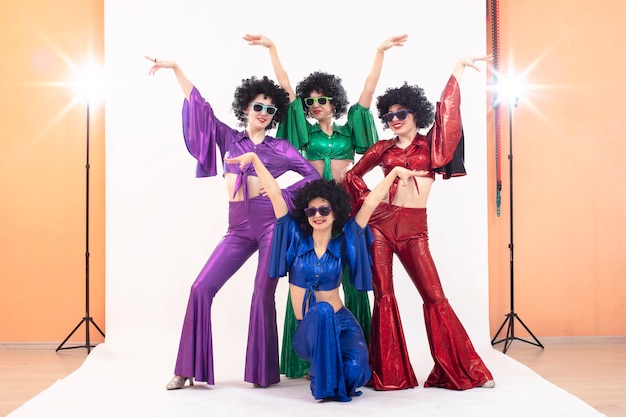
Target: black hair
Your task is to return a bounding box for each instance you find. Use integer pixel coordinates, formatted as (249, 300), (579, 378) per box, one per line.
(232, 75), (289, 130)
(295, 71), (349, 118)
(376, 82), (435, 130)
(292, 179), (352, 236)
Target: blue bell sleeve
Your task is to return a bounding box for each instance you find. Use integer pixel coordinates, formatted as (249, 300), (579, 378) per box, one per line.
(343, 218), (374, 292)
(269, 213), (300, 279)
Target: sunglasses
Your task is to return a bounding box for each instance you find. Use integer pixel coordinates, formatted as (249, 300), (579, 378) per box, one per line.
(304, 96), (332, 107)
(382, 109), (411, 123)
(251, 102), (278, 115)
(303, 206), (333, 217)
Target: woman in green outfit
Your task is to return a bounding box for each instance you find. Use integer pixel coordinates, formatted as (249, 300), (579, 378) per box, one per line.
(244, 33), (408, 378)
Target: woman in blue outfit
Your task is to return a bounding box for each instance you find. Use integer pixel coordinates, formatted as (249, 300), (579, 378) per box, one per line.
(244, 33), (408, 378)
(226, 152), (424, 402)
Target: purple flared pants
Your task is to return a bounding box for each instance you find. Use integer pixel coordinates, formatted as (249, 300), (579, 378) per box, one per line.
(174, 196), (280, 387)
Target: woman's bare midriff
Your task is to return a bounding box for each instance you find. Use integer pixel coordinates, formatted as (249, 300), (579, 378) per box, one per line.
(387, 175), (435, 208)
(224, 172), (263, 201)
(289, 284), (343, 321)
(309, 159), (352, 183)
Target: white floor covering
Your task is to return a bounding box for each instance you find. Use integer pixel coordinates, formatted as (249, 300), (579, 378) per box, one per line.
(8, 343), (605, 417)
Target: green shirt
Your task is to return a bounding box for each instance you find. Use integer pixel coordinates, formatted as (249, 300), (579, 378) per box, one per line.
(276, 99), (378, 180)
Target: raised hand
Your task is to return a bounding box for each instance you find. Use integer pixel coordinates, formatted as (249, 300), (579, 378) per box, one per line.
(144, 55), (193, 99)
(224, 152), (258, 170)
(243, 34), (274, 49)
(243, 34), (295, 100)
(395, 167), (429, 186)
(378, 34), (409, 53)
(453, 54), (493, 81)
(144, 55), (176, 75)
(458, 54), (493, 72)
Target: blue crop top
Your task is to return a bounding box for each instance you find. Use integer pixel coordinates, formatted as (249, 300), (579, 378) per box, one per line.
(269, 214), (374, 317)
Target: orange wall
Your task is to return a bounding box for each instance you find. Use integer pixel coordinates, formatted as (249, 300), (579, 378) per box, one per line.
(0, 1), (105, 342)
(487, 0), (626, 337)
(1, 0), (624, 343)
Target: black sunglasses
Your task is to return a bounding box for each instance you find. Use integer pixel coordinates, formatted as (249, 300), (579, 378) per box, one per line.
(382, 109), (411, 123)
(251, 102), (278, 115)
(303, 206), (333, 217)
(304, 96), (332, 107)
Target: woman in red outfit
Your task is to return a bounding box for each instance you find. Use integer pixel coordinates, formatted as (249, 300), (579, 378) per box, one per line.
(343, 55), (495, 391)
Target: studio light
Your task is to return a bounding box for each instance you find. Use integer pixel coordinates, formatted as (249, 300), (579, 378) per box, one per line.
(56, 61), (106, 354)
(490, 72), (543, 354)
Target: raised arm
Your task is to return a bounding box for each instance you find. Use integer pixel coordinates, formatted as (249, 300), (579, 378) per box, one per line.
(243, 34), (296, 102)
(451, 54), (492, 82)
(357, 34), (408, 108)
(224, 152), (289, 218)
(145, 56), (194, 100)
(429, 54), (492, 170)
(354, 167), (427, 228)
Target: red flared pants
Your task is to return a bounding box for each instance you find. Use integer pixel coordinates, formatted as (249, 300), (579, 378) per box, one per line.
(368, 204), (493, 390)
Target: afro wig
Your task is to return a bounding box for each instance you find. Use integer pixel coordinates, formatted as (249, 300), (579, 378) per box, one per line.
(232, 75), (289, 130)
(296, 71), (349, 119)
(292, 179), (352, 236)
(376, 83), (435, 130)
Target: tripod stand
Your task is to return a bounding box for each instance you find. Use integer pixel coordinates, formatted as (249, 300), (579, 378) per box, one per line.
(56, 102), (105, 354)
(491, 99), (543, 354)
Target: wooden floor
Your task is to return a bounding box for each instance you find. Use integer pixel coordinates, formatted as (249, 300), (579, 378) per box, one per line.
(1, 337), (625, 417)
(496, 336), (626, 417)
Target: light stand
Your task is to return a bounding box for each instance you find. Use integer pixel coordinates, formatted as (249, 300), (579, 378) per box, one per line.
(491, 97), (543, 354)
(56, 101), (105, 354)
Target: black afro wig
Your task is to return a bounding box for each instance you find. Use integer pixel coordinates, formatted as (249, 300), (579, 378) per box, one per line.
(232, 75), (290, 130)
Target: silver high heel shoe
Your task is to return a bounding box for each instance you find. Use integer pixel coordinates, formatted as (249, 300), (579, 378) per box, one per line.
(166, 375), (194, 390)
(481, 379), (496, 388)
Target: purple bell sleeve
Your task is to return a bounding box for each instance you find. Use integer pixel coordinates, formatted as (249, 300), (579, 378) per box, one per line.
(343, 218), (374, 292)
(278, 141), (321, 211)
(182, 86), (234, 177)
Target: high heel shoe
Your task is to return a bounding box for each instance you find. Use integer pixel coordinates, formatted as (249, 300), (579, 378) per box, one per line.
(166, 375), (194, 390)
(481, 379), (496, 388)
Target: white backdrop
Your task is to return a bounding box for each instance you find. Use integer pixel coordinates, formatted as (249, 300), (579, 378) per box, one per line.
(9, 4), (608, 415)
(103, 0), (489, 382)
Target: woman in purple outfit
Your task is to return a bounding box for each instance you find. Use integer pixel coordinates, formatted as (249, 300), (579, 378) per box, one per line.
(145, 55), (320, 389)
